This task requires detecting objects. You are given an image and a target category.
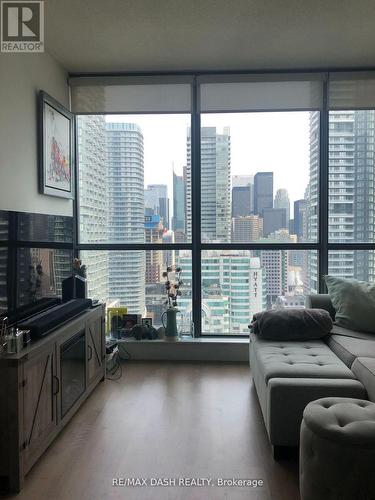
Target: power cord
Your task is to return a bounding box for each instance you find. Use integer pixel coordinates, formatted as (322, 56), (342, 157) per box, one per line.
(105, 345), (132, 381)
(106, 349), (122, 380)
(121, 346), (132, 360)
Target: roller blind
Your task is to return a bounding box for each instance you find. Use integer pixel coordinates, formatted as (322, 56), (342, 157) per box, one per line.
(198, 74), (325, 112)
(69, 76), (192, 113)
(328, 72), (375, 110)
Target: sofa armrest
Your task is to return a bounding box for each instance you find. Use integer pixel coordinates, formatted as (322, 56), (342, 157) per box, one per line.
(305, 294), (336, 320)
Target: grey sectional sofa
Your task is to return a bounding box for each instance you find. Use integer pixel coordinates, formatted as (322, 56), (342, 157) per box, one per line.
(249, 294), (375, 457)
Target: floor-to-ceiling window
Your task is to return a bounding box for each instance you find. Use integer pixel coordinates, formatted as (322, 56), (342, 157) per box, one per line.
(72, 72), (375, 336)
(327, 75), (375, 287)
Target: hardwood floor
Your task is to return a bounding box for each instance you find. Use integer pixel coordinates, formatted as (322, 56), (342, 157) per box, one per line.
(5, 362), (300, 500)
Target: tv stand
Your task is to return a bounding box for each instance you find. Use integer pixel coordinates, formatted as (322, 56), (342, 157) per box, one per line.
(0, 304), (105, 493)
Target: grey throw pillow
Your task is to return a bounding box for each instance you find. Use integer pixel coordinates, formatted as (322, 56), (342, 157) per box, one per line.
(325, 275), (375, 333)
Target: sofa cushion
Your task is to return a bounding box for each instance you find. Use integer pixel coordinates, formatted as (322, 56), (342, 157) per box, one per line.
(250, 308), (332, 340)
(331, 324), (375, 341)
(305, 294), (336, 321)
(352, 357), (375, 402)
(252, 337), (356, 384)
(325, 275), (375, 334)
(326, 334), (375, 368)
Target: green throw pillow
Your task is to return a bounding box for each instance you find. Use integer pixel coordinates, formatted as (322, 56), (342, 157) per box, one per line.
(325, 275), (375, 333)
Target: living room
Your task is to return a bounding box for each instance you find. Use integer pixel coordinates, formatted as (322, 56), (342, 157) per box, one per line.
(1, 1), (375, 499)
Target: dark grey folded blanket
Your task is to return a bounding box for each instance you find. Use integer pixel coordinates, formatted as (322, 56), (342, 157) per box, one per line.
(250, 308), (333, 340)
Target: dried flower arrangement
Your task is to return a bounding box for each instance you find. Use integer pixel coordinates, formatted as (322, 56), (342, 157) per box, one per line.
(162, 265), (183, 307)
(73, 258), (87, 279)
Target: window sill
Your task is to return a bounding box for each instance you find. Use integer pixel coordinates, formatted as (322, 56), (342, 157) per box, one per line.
(116, 336), (250, 362)
(114, 336), (249, 344)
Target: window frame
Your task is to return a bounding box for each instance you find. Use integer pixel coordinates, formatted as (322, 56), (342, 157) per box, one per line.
(73, 71), (375, 337)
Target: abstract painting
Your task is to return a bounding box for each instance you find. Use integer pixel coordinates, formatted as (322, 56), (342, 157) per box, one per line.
(39, 91), (74, 198)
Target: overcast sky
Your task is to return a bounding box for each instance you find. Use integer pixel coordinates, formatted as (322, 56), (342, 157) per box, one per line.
(107, 112), (311, 219)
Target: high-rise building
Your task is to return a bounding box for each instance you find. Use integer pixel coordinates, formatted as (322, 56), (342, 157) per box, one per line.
(220, 253), (266, 333)
(232, 215), (263, 242)
(257, 230), (295, 308)
(232, 175), (253, 188)
(262, 207), (287, 236)
(259, 250), (287, 308)
(177, 250), (266, 334)
(144, 188), (159, 216)
(106, 122), (145, 314)
(307, 110), (375, 288)
(172, 171), (185, 238)
(274, 188), (290, 227)
(232, 174), (253, 216)
(184, 163), (192, 242)
(77, 115), (109, 302)
(304, 112), (320, 294)
(329, 110), (375, 281)
(145, 184), (169, 229)
(187, 127), (231, 242)
(352, 110), (375, 280)
(254, 172), (273, 216)
(294, 199), (306, 239)
(145, 214), (164, 283)
(232, 186), (251, 217)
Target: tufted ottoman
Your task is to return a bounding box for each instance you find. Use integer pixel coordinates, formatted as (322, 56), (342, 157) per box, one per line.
(300, 397), (375, 500)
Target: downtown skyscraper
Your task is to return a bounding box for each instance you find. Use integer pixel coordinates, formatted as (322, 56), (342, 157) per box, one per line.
(77, 115), (109, 302)
(144, 184), (170, 229)
(328, 110), (375, 281)
(186, 127), (231, 242)
(274, 188), (290, 227)
(306, 109), (375, 290)
(232, 174), (253, 217)
(172, 171), (186, 241)
(254, 172), (273, 216)
(106, 122), (146, 314)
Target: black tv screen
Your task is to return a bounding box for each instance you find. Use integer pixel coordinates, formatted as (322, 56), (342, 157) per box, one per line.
(0, 210), (74, 321)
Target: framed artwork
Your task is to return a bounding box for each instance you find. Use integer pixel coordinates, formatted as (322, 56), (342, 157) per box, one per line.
(142, 317), (153, 328)
(38, 91), (74, 198)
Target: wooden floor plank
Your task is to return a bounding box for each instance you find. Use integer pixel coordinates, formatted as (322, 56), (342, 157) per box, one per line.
(4, 362), (300, 500)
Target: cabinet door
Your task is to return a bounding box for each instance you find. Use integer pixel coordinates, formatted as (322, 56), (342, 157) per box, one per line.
(22, 344), (57, 472)
(86, 314), (104, 385)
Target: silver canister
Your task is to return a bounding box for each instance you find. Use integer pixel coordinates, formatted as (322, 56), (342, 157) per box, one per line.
(6, 328), (25, 354)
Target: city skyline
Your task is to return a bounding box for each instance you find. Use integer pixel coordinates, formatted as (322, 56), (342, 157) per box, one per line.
(106, 112), (311, 220)
(79, 113), (309, 333)
(77, 109), (375, 334)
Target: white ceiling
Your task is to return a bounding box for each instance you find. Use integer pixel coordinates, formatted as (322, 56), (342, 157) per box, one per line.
(46, 0), (375, 74)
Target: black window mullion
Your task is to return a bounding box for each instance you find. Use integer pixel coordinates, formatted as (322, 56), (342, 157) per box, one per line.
(319, 80), (329, 292)
(191, 77), (202, 337)
(73, 115), (80, 260)
(76, 243), (192, 251)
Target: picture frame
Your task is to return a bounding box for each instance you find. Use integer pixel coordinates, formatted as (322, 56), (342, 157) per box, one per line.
(38, 91), (74, 199)
(142, 317), (153, 328)
(123, 314), (142, 330)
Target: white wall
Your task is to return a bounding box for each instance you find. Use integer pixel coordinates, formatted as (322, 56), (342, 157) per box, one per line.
(0, 52), (72, 216)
